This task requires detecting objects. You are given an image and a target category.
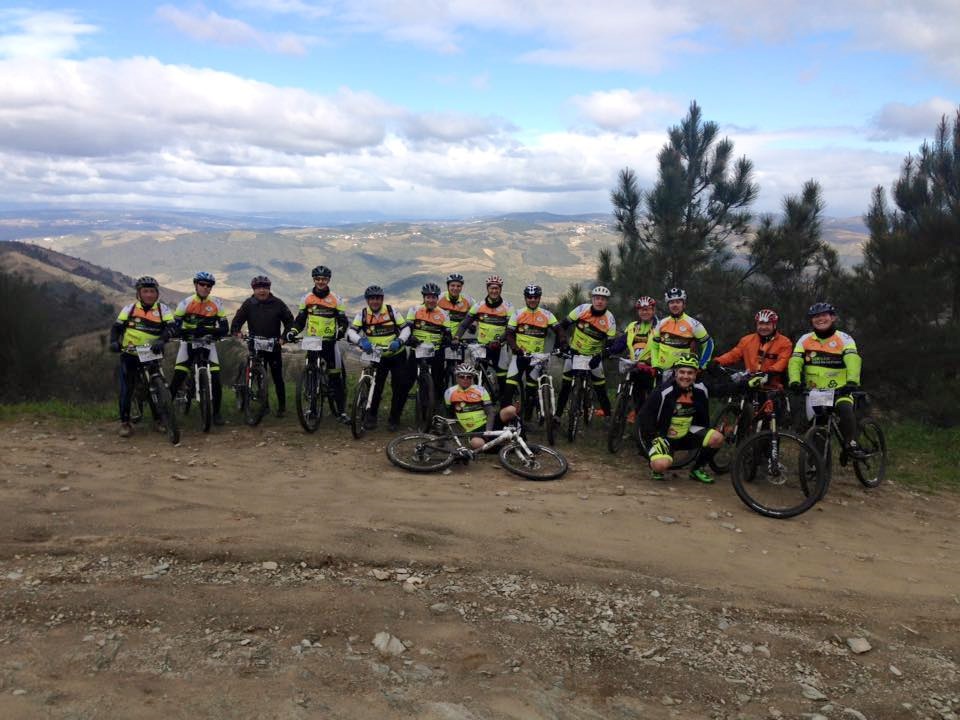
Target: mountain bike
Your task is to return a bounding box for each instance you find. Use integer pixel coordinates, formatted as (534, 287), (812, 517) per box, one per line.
(516, 351), (558, 446)
(128, 344), (179, 445)
(607, 358), (656, 454)
(562, 350), (598, 443)
(295, 335), (333, 433)
(173, 335), (217, 433)
(463, 341), (501, 404)
(410, 342), (440, 432)
(233, 335), (275, 427)
(731, 388), (826, 519)
(386, 417), (568, 480)
(442, 342), (465, 391)
(802, 389), (886, 489)
(350, 346), (382, 439)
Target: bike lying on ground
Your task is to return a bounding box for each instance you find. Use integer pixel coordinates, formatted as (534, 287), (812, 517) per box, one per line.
(128, 343), (180, 445)
(803, 389), (886, 489)
(607, 358), (656, 454)
(233, 334), (276, 427)
(174, 334), (217, 433)
(730, 387), (827, 519)
(350, 346), (382, 439)
(386, 417), (568, 480)
(517, 351), (558, 446)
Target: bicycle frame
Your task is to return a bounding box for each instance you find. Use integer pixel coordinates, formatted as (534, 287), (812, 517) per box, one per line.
(356, 348), (382, 412)
(433, 417), (536, 458)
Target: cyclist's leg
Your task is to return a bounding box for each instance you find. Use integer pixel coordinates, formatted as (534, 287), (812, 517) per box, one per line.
(836, 394), (858, 445)
(387, 351), (413, 425)
(369, 359), (390, 416)
(118, 353), (139, 423)
(266, 349), (286, 412)
(502, 355), (529, 407)
(687, 426), (723, 482)
(209, 346), (223, 419)
(591, 363), (612, 414)
(555, 357), (574, 415)
(323, 341), (346, 414)
(169, 342), (190, 396)
(491, 347), (510, 398)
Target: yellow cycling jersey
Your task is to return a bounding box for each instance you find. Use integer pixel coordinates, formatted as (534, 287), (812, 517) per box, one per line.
(624, 319), (655, 362)
(467, 299), (514, 344)
(406, 305), (449, 345)
(651, 313), (711, 370)
(439, 292), (474, 333)
(298, 290), (346, 338)
(508, 306), (558, 354)
(788, 330), (861, 389)
(566, 304), (616, 356)
(444, 383), (491, 432)
(116, 301), (174, 352)
(174, 294), (226, 333)
(351, 306), (406, 357)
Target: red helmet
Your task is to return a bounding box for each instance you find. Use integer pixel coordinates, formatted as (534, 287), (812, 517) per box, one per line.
(635, 296), (656, 309)
(755, 308), (779, 325)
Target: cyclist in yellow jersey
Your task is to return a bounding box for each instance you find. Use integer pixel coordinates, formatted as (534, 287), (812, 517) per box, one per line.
(445, 363), (518, 450)
(286, 265), (349, 421)
(788, 302), (866, 458)
(169, 271), (229, 425)
(346, 285), (412, 432)
(651, 287), (714, 371)
(556, 285), (617, 418)
(406, 282), (451, 409)
(606, 295), (660, 421)
(502, 284), (565, 408)
(108, 275), (175, 438)
(453, 275), (514, 397)
(439, 273), (475, 338)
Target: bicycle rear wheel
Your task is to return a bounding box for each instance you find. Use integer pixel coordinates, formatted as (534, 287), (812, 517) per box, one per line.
(708, 402), (742, 474)
(386, 433), (456, 472)
(732, 430), (826, 519)
(498, 442), (568, 480)
(351, 373), (373, 439)
(296, 365), (320, 432)
(415, 373), (436, 433)
(245, 363), (269, 427)
(853, 419), (886, 488)
(198, 369), (212, 433)
(150, 374), (180, 445)
(607, 389), (630, 454)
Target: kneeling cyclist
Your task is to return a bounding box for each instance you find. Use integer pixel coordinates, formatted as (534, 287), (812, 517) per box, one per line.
(444, 364), (518, 451)
(638, 355), (724, 483)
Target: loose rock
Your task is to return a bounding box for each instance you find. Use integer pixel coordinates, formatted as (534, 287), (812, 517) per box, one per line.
(372, 632), (406, 658)
(846, 637), (872, 654)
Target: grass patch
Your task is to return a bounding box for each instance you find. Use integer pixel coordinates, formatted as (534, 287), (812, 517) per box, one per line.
(885, 420), (960, 491)
(0, 400), (115, 422)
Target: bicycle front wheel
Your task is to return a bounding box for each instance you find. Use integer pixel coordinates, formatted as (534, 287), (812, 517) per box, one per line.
(198, 369), (212, 432)
(150, 374), (180, 445)
(853, 419), (886, 488)
(567, 378), (585, 442)
(480, 363), (500, 404)
(415, 374), (436, 433)
(708, 402), (742, 474)
(499, 443), (568, 480)
(351, 373), (373, 439)
(732, 430), (826, 519)
(386, 433), (456, 472)
(296, 365), (320, 433)
(607, 390), (630, 454)
(245, 363), (269, 427)
(541, 383), (556, 446)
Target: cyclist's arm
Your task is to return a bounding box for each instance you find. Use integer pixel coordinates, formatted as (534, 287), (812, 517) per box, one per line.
(841, 334), (862, 385)
(693, 322), (714, 367)
(454, 307), (478, 339)
(279, 303), (295, 337)
(158, 304), (176, 343)
(229, 299), (249, 336)
(713, 341), (744, 367)
(335, 309), (349, 339)
(767, 335), (793, 374)
(291, 306), (307, 334)
(787, 336), (806, 385)
(649, 319), (665, 369)
(346, 312), (364, 345)
(606, 333), (627, 356)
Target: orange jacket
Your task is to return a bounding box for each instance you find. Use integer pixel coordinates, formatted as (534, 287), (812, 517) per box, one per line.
(715, 332), (793, 386)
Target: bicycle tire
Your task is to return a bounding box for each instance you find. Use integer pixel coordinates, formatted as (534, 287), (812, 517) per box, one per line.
(803, 423), (832, 490)
(296, 364), (321, 433)
(245, 363), (269, 427)
(732, 430), (826, 519)
(853, 419), (886, 488)
(232, 365), (247, 412)
(607, 389), (630, 454)
(198, 368), (212, 433)
(566, 377), (585, 442)
(150, 374), (180, 445)
(415, 371), (436, 433)
(498, 442), (568, 480)
(541, 382), (557, 446)
(708, 402), (742, 474)
(386, 433), (456, 472)
(481, 363), (500, 404)
(583, 380), (595, 427)
(351, 373), (373, 439)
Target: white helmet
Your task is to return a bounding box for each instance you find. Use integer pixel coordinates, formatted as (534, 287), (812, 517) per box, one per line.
(591, 286), (611, 297)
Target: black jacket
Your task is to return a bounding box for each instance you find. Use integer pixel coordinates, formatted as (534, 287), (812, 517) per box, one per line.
(638, 380), (711, 441)
(230, 294), (295, 339)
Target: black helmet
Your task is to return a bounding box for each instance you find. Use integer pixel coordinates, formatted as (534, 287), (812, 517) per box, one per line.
(250, 275), (271, 289)
(446, 272), (464, 284)
(135, 275), (158, 290)
(807, 301), (837, 317)
(364, 285), (384, 299)
(523, 284), (542, 298)
(421, 282), (441, 296)
(311, 265), (332, 279)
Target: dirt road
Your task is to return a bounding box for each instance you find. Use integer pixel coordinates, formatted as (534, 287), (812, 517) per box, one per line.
(0, 418), (957, 719)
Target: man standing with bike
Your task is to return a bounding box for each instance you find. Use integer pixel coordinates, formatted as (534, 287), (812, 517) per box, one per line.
(606, 296), (659, 422)
(230, 275), (294, 417)
(453, 275), (514, 398)
(109, 276), (175, 438)
(788, 302), (865, 458)
(502, 284), (564, 409)
(639, 355), (724, 483)
(286, 265), (350, 422)
(347, 285), (411, 432)
(445, 363), (518, 450)
(406, 282), (451, 419)
(169, 271), (229, 426)
(712, 308), (792, 389)
(439, 273), (475, 340)
(651, 288), (714, 372)
(556, 285), (617, 419)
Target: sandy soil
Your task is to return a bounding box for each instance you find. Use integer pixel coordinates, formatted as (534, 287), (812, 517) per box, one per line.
(0, 417), (957, 720)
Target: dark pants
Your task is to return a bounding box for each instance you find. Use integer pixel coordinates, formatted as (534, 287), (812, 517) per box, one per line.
(407, 351), (446, 404)
(262, 348), (286, 410)
(118, 353), (143, 422)
(370, 351), (412, 423)
(557, 376), (612, 415)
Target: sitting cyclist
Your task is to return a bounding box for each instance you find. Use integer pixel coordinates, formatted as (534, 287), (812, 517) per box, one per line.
(712, 308), (792, 389)
(556, 285), (617, 419)
(286, 265), (350, 422)
(444, 363), (518, 451)
(788, 302), (865, 458)
(502, 284), (565, 409)
(346, 285), (412, 432)
(169, 271), (229, 426)
(453, 275), (514, 397)
(439, 272), (475, 342)
(651, 287), (714, 374)
(108, 276), (175, 438)
(638, 354), (724, 484)
(606, 295), (659, 421)
(230, 275), (294, 418)
(406, 282), (451, 408)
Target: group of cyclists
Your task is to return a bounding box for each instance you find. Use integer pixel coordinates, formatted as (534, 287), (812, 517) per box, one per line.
(109, 266), (866, 484)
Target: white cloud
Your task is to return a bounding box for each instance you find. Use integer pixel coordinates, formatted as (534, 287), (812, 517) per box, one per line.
(155, 4), (316, 55)
(0, 9), (97, 58)
(870, 97), (957, 140)
(571, 89), (682, 131)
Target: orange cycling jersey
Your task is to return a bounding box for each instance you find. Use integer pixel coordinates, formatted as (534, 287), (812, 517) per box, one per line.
(714, 332), (793, 387)
(407, 305), (448, 345)
(439, 293), (473, 328)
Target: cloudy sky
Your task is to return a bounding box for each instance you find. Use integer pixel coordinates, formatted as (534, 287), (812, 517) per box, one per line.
(0, 1), (957, 218)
